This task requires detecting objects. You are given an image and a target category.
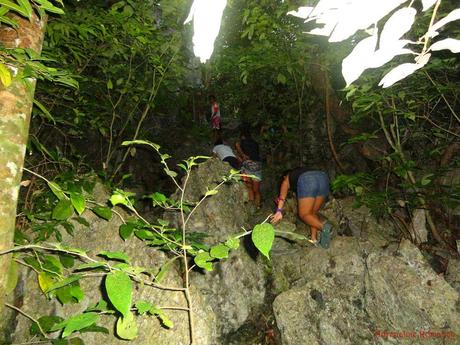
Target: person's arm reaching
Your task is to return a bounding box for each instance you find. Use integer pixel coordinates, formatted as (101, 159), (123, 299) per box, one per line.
(271, 176), (289, 224)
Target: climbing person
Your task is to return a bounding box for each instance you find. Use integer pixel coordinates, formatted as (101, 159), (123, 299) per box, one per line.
(209, 95), (221, 140)
(270, 168), (333, 248)
(212, 137), (240, 170)
(236, 126), (262, 208)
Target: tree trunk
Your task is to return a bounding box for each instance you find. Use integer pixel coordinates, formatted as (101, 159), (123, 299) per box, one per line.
(309, 54), (385, 163)
(0, 13), (47, 311)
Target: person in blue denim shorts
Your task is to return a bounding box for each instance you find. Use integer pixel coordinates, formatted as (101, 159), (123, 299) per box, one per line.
(270, 167), (333, 248)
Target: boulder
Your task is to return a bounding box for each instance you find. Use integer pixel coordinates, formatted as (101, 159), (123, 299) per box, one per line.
(164, 158), (268, 336)
(5, 183), (217, 345)
(446, 259), (460, 294)
(272, 237), (460, 345)
(321, 197), (396, 247)
(165, 157), (250, 243)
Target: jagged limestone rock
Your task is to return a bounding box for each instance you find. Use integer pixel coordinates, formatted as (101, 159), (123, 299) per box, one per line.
(364, 240), (460, 334)
(6, 183), (217, 345)
(439, 168), (460, 216)
(446, 259), (460, 294)
(191, 250), (266, 336)
(321, 197), (396, 247)
(166, 157), (250, 243)
(165, 158), (267, 336)
(272, 237), (460, 345)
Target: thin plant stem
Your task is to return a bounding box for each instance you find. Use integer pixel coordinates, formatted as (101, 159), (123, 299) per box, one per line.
(1, 244), (185, 292)
(424, 71), (460, 124)
(178, 169), (195, 345)
(5, 303), (50, 340)
(421, 0), (442, 55)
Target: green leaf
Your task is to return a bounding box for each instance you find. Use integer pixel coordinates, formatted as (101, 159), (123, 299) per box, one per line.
(74, 216), (90, 227)
(70, 285), (84, 303)
(30, 315), (63, 335)
(50, 313), (99, 337)
(79, 324), (109, 334)
(154, 256), (179, 283)
(48, 181), (66, 200)
(150, 307), (173, 329)
(45, 275), (82, 293)
(75, 262), (105, 271)
(105, 271), (132, 317)
(34, 0), (64, 14)
(277, 73), (287, 84)
(69, 337), (85, 345)
(98, 251), (130, 263)
(119, 223), (135, 240)
(91, 206), (112, 220)
(56, 285), (73, 305)
(194, 252), (213, 271)
(86, 299), (109, 312)
(70, 193), (85, 215)
(251, 223), (275, 259)
(157, 218), (169, 227)
(421, 174), (434, 186)
(158, 312), (173, 329)
(135, 300), (152, 315)
(43, 255), (63, 274)
(17, 0), (32, 18)
(134, 229), (155, 240)
(122, 140), (160, 151)
(0, 63), (12, 87)
(107, 79), (113, 89)
(165, 169), (177, 178)
(0, 0), (30, 17)
(110, 194), (128, 206)
(52, 200), (74, 220)
(59, 254), (75, 268)
(116, 312), (138, 340)
(149, 192), (167, 206)
(225, 237), (240, 250)
(205, 189), (218, 197)
(210, 244), (230, 259)
(38, 272), (55, 293)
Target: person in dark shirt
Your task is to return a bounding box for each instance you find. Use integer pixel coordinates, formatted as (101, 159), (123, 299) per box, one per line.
(236, 127), (262, 208)
(270, 168), (333, 248)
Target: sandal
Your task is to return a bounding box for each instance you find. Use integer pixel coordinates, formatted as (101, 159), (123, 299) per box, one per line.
(319, 221), (333, 249)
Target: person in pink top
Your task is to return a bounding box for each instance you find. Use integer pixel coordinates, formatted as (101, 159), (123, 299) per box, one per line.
(209, 95), (221, 140)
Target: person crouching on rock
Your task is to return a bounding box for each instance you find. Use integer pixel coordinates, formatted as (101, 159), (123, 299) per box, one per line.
(236, 126), (262, 208)
(270, 168), (333, 248)
(212, 137), (240, 170)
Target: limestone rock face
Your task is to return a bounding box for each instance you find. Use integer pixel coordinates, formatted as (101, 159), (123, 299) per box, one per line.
(167, 157), (250, 243)
(6, 183), (217, 345)
(165, 158), (267, 336)
(321, 197), (396, 247)
(191, 250), (266, 336)
(446, 259), (460, 294)
(272, 237), (460, 345)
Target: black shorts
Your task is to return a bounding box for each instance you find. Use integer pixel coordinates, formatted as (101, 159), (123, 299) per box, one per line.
(223, 156), (240, 169)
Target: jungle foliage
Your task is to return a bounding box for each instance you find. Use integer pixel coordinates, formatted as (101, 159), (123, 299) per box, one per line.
(0, 0), (459, 343)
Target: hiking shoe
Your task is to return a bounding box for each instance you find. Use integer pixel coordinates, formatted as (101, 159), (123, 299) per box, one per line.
(319, 222), (333, 249)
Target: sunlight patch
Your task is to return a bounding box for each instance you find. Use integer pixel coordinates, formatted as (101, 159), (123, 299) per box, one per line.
(184, 0), (227, 63)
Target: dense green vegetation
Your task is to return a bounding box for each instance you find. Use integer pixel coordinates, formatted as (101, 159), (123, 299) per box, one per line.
(0, 0), (459, 343)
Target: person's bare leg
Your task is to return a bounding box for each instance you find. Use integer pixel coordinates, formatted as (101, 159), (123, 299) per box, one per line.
(311, 196), (326, 241)
(298, 197), (323, 241)
(252, 180), (261, 207)
(245, 180), (254, 202)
